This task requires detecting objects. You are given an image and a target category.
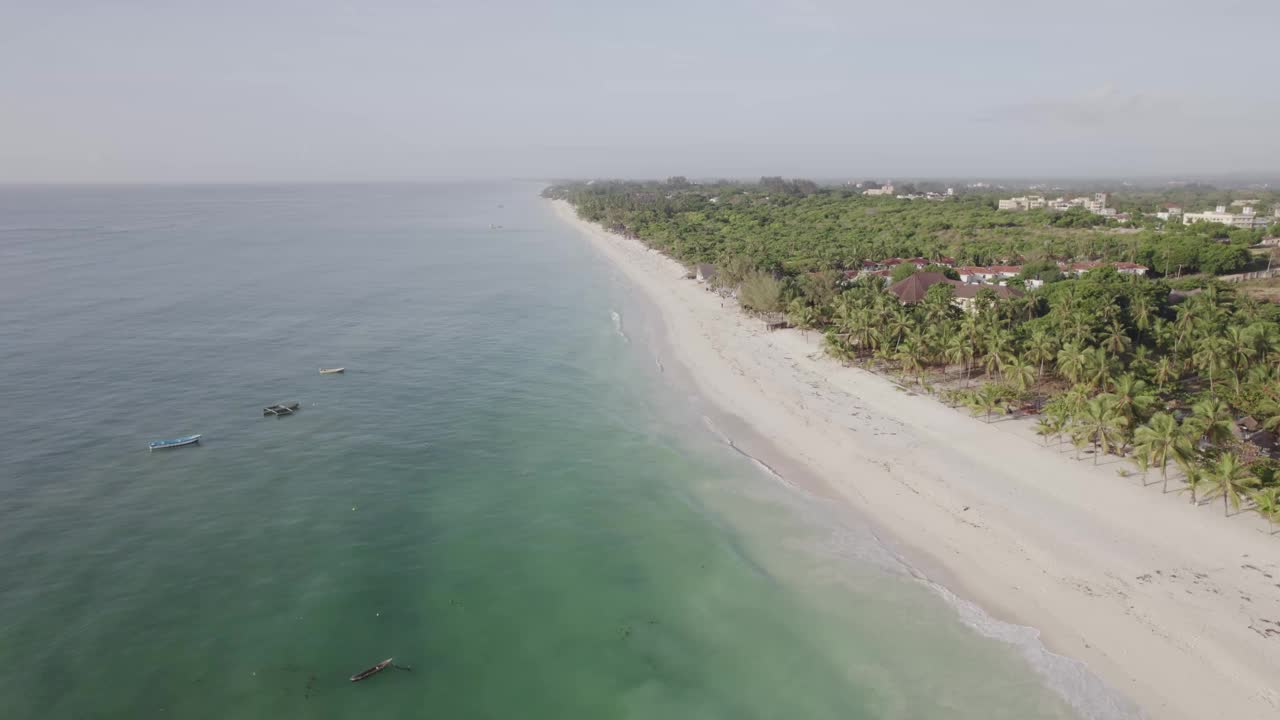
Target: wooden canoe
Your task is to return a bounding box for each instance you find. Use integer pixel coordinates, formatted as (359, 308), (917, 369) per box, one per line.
(350, 657), (393, 682)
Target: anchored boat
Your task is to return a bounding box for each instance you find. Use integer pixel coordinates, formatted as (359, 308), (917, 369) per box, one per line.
(149, 434), (201, 451)
(263, 402), (300, 417)
(319, 367), (345, 375)
(350, 658), (393, 682)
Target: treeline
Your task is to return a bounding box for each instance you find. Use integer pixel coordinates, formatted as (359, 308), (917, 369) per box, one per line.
(805, 268), (1280, 524)
(544, 180), (1263, 276)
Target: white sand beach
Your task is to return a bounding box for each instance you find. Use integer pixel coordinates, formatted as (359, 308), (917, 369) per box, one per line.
(553, 200), (1280, 720)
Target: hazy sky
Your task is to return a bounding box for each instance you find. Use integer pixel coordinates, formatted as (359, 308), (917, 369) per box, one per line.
(3, 0), (1278, 182)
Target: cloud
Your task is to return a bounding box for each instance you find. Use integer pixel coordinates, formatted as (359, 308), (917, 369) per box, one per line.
(981, 85), (1187, 132)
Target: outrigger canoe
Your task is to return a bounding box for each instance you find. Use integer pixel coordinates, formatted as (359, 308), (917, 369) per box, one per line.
(149, 434), (201, 451)
(350, 658), (393, 682)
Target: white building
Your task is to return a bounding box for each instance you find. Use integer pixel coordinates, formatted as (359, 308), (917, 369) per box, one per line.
(863, 184), (895, 196)
(998, 195), (1046, 211)
(1183, 205), (1272, 230)
(1004, 192), (1113, 216)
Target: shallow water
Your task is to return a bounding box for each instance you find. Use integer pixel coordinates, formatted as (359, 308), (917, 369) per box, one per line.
(1, 183), (1108, 719)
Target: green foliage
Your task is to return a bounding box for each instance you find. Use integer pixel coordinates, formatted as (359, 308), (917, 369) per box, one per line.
(546, 180), (1265, 276)
(738, 271), (785, 314)
(890, 264), (918, 283)
(554, 180), (1280, 526)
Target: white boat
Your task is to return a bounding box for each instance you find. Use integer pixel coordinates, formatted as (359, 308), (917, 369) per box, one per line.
(319, 367), (345, 375)
(149, 434), (201, 451)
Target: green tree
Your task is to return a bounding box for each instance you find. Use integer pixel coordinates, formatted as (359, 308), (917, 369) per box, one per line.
(890, 263), (918, 283)
(1250, 487), (1280, 533)
(738, 271), (785, 313)
(970, 384), (1007, 423)
(1132, 413), (1193, 493)
(1056, 343), (1087, 385)
(786, 298), (820, 334)
(1189, 397), (1235, 447)
(1075, 394), (1129, 464)
(1024, 332), (1057, 383)
(1201, 453), (1259, 517)
(1002, 356), (1036, 394)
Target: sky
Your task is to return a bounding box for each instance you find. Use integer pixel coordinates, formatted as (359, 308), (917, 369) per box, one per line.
(2, 0), (1278, 183)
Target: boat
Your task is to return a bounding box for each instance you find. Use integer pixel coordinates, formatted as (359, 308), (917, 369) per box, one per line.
(263, 402), (300, 417)
(149, 434), (201, 451)
(319, 367), (345, 375)
(350, 658), (393, 682)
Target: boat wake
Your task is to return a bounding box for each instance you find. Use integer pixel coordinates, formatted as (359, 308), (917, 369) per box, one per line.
(610, 310), (629, 343)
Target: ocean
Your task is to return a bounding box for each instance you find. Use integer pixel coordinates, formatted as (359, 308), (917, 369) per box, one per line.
(0, 182), (1104, 719)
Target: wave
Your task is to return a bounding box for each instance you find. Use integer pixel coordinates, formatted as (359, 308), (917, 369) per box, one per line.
(699, 414), (1140, 719)
(702, 416), (798, 491)
(610, 310), (629, 343)
(922, 573), (1143, 720)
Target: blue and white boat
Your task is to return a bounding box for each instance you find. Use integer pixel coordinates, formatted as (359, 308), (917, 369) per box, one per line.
(148, 434), (201, 451)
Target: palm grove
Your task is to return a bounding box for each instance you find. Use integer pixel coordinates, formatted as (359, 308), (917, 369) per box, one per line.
(547, 180), (1280, 530)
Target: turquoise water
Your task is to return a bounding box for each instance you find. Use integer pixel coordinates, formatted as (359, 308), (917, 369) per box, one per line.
(1, 183), (1105, 719)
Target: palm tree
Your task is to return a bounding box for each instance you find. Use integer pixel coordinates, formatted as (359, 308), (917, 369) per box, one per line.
(1002, 356), (1036, 395)
(1201, 453), (1259, 517)
(1081, 347), (1114, 391)
(1101, 319), (1132, 356)
(1189, 397), (1235, 447)
(1056, 343), (1087, 385)
(943, 333), (975, 384)
(971, 384), (1006, 424)
(1250, 487), (1280, 534)
(1192, 335), (1229, 393)
(1221, 325), (1256, 392)
(894, 339), (926, 386)
(1075, 394), (1128, 464)
(979, 345), (1005, 379)
(1024, 332), (1057, 384)
(786, 298), (820, 335)
(1152, 356), (1177, 393)
(1176, 461), (1208, 505)
(1035, 415), (1065, 446)
(1130, 292), (1155, 344)
(1132, 413), (1193, 493)
(1108, 374), (1156, 429)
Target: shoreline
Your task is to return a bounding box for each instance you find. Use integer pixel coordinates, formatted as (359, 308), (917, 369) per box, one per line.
(551, 199), (1280, 720)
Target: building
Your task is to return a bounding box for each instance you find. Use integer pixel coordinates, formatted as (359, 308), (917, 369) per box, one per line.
(1183, 205), (1271, 230)
(998, 195), (1046, 211)
(863, 184), (895, 196)
(1059, 261), (1148, 277)
(1156, 204), (1183, 221)
(954, 265), (1022, 283)
(1001, 192), (1114, 216)
(886, 272), (1024, 311)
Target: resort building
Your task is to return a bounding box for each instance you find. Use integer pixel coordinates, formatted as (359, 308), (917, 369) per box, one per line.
(886, 272), (1024, 312)
(1000, 192), (1114, 217)
(955, 265), (1022, 283)
(998, 196), (1046, 211)
(1060, 261), (1148, 277)
(1183, 205), (1271, 230)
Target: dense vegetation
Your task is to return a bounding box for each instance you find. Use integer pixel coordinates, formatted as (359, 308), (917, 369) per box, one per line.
(553, 179), (1280, 530)
(545, 180), (1270, 277)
